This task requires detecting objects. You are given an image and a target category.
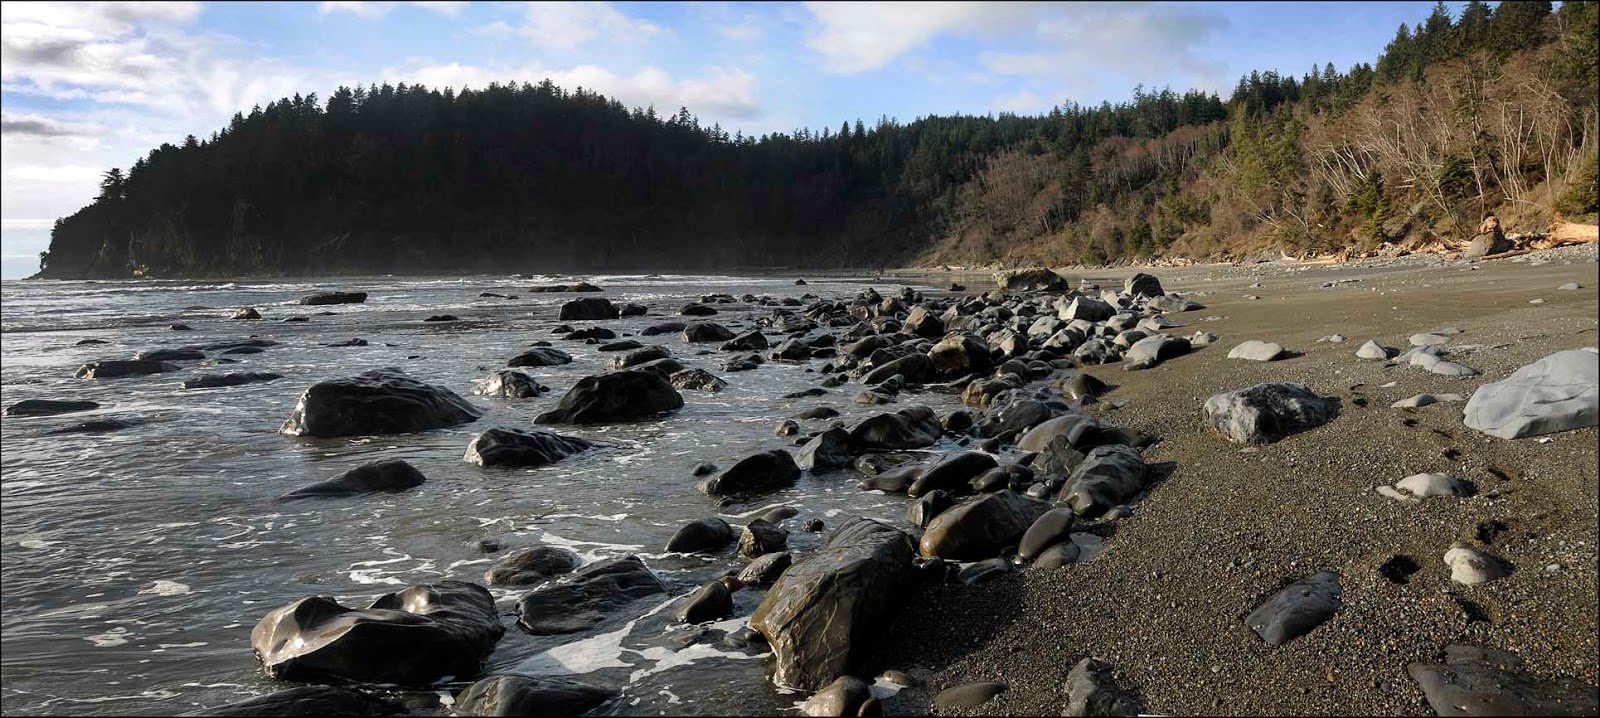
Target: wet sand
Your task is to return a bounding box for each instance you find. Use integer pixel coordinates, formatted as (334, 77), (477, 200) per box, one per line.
(866, 246), (1599, 715)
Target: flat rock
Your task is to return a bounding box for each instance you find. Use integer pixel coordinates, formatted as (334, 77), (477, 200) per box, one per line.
(181, 372), (284, 390)
(1064, 658), (1142, 717)
(848, 406), (942, 450)
(1408, 645), (1599, 717)
(75, 359), (180, 379)
(506, 347), (574, 367)
(515, 555), (666, 635)
(1060, 444), (1145, 519)
(298, 291), (367, 306)
(1227, 340), (1287, 362)
(1463, 349), (1598, 439)
(666, 517), (734, 553)
(280, 369), (482, 437)
(483, 546), (581, 587)
(556, 297), (618, 321)
(1391, 393), (1464, 409)
(278, 459), (426, 500)
(5, 399), (99, 417)
(463, 427), (592, 468)
(455, 675), (615, 717)
(1245, 571), (1342, 646)
(1395, 472), (1467, 498)
(932, 682), (1007, 710)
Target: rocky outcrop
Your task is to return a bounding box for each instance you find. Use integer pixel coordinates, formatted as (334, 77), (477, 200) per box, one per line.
(280, 369), (482, 437)
(1245, 572), (1342, 646)
(1408, 645), (1598, 717)
(251, 581), (503, 685)
(534, 370), (683, 424)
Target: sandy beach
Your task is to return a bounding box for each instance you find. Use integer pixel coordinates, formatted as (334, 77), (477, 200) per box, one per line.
(864, 246), (1599, 715)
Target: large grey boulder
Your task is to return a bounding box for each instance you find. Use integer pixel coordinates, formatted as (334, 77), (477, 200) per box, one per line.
(515, 555), (666, 635)
(454, 676), (615, 717)
(1064, 658), (1142, 716)
(278, 459), (426, 500)
(928, 332), (993, 377)
(1245, 572), (1342, 646)
(918, 490), (1048, 561)
(750, 518), (914, 690)
(797, 428), (852, 471)
(1203, 382), (1336, 445)
(534, 370), (683, 424)
(1059, 444), (1146, 518)
(1408, 645), (1598, 717)
(280, 369), (482, 437)
(1227, 340), (1287, 362)
(463, 428), (593, 468)
(994, 267), (1070, 293)
(1463, 349), (1598, 439)
(252, 581), (503, 685)
(1123, 334), (1190, 369)
(1462, 229), (1512, 259)
(1059, 296), (1116, 323)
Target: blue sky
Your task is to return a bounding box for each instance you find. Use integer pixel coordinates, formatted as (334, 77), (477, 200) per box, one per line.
(1, 1), (1475, 278)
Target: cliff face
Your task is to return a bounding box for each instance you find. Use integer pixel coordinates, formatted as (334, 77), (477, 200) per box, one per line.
(37, 2), (1597, 279)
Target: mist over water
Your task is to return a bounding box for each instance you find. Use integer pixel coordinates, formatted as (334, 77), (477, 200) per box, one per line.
(0, 272), (971, 715)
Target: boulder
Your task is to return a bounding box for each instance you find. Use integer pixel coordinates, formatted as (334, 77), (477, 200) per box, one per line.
(135, 348), (205, 361)
(5, 399), (99, 417)
(674, 580), (734, 624)
(641, 321), (687, 336)
(1017, 508), (1077, 561)
(1356, 340), (1395, 360)
(1059, 296), (1116, 323)
(907, 490), (955, 528)
(534, 370), (683, 424)
(252, 581), (503, 685)
(722, 330), (770, 352)
(1462, 229), (1511, 258)
(1124, 273), (1164, 298)
(797, 428), (853, 471)
(678, 303), (719, 316)
(515, 555), (666, 635)
(1463, 349), (1598, 439)
(994, 268), (1070, 293)
(1444, 543), (1506, 585)
(750, 517), (914, 690)
(506, 347), (573, 367)
(45, 418), (140, 434)
(801, 676), (873, 718)
(280, 369), (482, 437)
(682, 322), (736, 343)
(904, 306), (945, 338)
(701, 450), (801, 496)
(75, 360), (180, 379)
(1203, 382), (1336, 445)
(848, 407), (942, 450)
(932, 682), (1007, 710)
(556, 297), (618, 321)
(1408, 645), (1598, 717)
(1060, 374), (1110, 402)
(857, 465), (922, 493)
(928, 333), (993, 377)
(1123, 334), (1190, 369)
(609, 345), (670, 370)
(184, 686), (403, 716)
(278, 459), (426, 500)
(919, 490), (1048, 561)
(298, 291), (367, 306)
(670, 368), (728, 392)
(861, 353), (934, 384)
(471, 369), (545, 399)
(1060, 445), (1146, 519)
(738, 551), (793, 588)
(666, 517), (734, 553)
(739, 519), (789, 557)
(907, 451), (997, 497)
(1245, 571), (1342, 646)
(464, 428), (593, 468)
(455, 676), (615, 717)
(1227, 340), (1287, 362)
(483, 546), (582, 587)
(1063, 658), (1142, 717)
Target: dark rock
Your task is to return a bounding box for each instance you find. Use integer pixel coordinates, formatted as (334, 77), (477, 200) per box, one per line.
(618, 303), (647, 316)
(674, 580), (734, 624)
(44, 418), (139, 434)
(932, 682), (1007, 710)
(904, 306), (944, 338)
(181, 372), (284, 390)
(957, 557), (1010, 584)
(682, 322), (736, 343)
(919, 490), (1048, 561)
(423, 314), (459, 322)
(908, 451), (998, 497)
(1463, 229), (1512, 259)
(135, 348), (205, 362)
(184, 686), (402, 716)
(793, 406), (841, 420)
(670, 368), (728, 392)
(1060, 445), (1145, 519)
(1061, 373), (1110, 401)
(564, 326), (616, 341)
(630, 357), (686, 379)
(738, 552), (793, 588)
(691, 462), (719, 477)
(641, 321), (687, 336)
(857, 465), (921, 493)
(849, 406), (942, 450)
(515, 555), (666, 635)
(472, 369), (545, 398)
(1407, 645), (1599, 717)
(5, 399), (99, 417)
(280, 369), (482, 437)
(776, 419), (801, 436)
(75, 360), (180, 379)
(759, 506), (800, 522)
(701, 450), (801, 496)
(1245, 571), (1342, 646)
(679, 303), (719, 316)
(667, 517), (734, 553)
(482, 546), (581, 587)
(506, 347), (573, 367)
(1064, 658), (1142, 716)
(751, 517), (914, 690)
(1124, 273), (1164, 298)
(74, 338), (110, 345)
(298, 291), (367, 306)
(557, 297), (618, 321)
(1203, 382), (1337, 445)
(797, 428), (853, 471)
(722, 330), (770, 351)
(534, 370), (683, 424)
(326, 338), (367, 347)
(907, 490), (954, 528)
(598, 339), (644, 352)
(724, 353), (764, 372)
(1033, 542), (1081, 569)
(928, 332), (993, 377)
(279, 459), (427, 500)
(463, 427), (593, 468)
(608, 345), (670, 369)
(455, 675), (615, 717)
(802, 518), (825, 532)
(861, 353), (934, 384)
(1017, 508), (1077, 561)
(252, 581), (503, 685)
(739, 519), (789, 557)
(801, 675), (872, 717)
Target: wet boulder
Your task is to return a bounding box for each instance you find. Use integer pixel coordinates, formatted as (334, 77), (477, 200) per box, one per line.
(797, 428), (852, 472)
(666, 517), (734, 553)
(641, 321), (687, 336)
(135, 348), (205, 362)
(1124, 273), (1164, 298)
(483, 546), (582, 587)
(801, 676), (873, 717)
(608, 345), (670, 370)
(45, 418), (140, 435)
(505, 347), (573, 367)
(455, 676), (616, 717)
(670, 368), (728, 392)
(738, 551), (793, 588)
(739, 519), (789, 558)
(184, 686), (403, 716)
(1203, 382), (1336, 445)
(534, 370), (683, 424)
(1463, 349), (1598, 439)
(251, 581), (503, 685)
(906, 451), (997, 498)
(280, 369), (482, 437)
(229, 307), (263, 320)
(848, 406), (942, 450)
(463, 428), (593, 468)
(1017, 508), (1077, 561)
(722, 330), (770, 352)
(904, 306), (945, 338)
(5, 399), (99, 417)
(278, 459), (426, 500)
(556, 297), (618, 321)
(515, 555), (666, 635)
(919, 490), (1048, 561)
(75, 360), (180, 379)
(472, 369), (546, 399)
(181, 372), (284, 390)
(907, 490), (954, 528)
(701, 450), (801, 496)
(1245, 572), (1342, 646)
(297, 291), (367, 306)
(674, 580), (734, 624)
(1059, 445), (1146, 519)
(861, 353), (934, 384)
(928, 333), (993, 377)
(751, 517), (915, 690)
(681, 322), (736, 343)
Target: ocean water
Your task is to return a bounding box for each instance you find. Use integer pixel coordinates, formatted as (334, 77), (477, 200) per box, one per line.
(0, 273), (983, 715)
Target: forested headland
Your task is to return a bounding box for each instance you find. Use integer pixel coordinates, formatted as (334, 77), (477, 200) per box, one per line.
(36, 1), (1598, 279)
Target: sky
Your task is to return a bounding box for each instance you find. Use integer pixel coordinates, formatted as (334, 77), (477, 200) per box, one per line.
(1, 1), (1474, 278)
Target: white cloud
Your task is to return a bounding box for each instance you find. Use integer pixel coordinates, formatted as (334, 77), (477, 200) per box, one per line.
(482, 2), (663, 51)
(994, 89), (1050, 113)
(383, 61), (760, 119)
(0, 111), (105, 140)
(318, 2), (465, 19)
(802, 1), (1039, 74)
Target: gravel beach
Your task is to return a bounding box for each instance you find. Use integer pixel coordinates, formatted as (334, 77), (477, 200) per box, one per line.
(867, 246), (1600, 716)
